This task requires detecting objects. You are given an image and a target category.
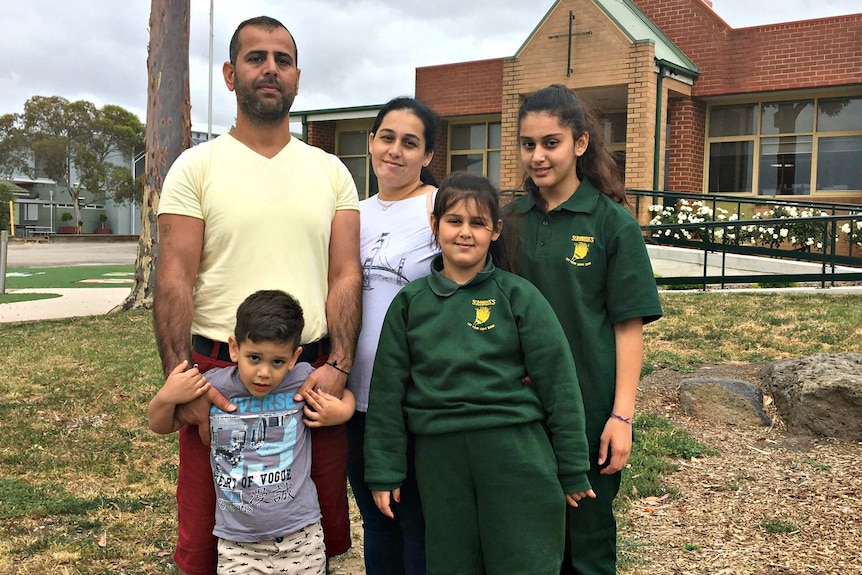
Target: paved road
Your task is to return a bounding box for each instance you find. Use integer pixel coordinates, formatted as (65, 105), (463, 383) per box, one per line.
(3, 239), (138, 268)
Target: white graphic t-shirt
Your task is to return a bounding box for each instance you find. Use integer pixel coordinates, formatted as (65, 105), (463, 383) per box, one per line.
(348, 191), (438, 410)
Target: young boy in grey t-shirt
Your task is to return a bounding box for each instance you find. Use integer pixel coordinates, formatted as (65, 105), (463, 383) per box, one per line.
(149, 290), (355, 574)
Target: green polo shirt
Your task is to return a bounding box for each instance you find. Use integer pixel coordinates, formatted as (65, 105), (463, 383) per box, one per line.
(365, 255), (591, 494)
(512, 179), (662, 451)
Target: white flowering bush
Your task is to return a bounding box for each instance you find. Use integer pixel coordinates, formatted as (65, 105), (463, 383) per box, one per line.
(647, 199), (731, 242)
(648, 200), (862, 254)
(841, 219), (862, 248)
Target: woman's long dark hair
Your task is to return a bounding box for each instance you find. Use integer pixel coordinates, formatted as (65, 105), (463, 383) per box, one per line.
(432, 172), (518, 273)
(518, 84), (625, 209)
(371, 97), (441, 187)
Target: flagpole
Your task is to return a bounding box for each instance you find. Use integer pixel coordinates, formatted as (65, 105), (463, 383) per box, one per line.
(207, 0), (214, 139)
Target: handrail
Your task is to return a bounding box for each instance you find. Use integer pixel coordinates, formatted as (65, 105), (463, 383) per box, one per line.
(630, 190), (862, 289)
(629, 189), (861, 220)
(500, 187), (862, 289)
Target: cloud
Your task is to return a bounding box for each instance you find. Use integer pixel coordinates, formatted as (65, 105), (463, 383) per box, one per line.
(1, 0), (859, 132)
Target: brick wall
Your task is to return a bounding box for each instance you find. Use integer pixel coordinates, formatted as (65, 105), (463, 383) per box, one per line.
(667, 97), (706, 192)
(306, 121), (335, 154)
(416, 59), (504, 117)
(633, 0), (862, 96)
(625, 41), (659, 192)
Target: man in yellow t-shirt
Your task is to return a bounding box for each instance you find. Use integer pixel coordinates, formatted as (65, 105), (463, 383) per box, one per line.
(153, 15), (361, 575)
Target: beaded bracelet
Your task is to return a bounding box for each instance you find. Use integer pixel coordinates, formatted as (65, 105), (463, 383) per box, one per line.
(610, 412), (634, 425)
(326, 360), (350, 376)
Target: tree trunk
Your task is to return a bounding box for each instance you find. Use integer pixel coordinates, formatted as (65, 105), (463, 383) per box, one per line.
(119, 0), (191, 311)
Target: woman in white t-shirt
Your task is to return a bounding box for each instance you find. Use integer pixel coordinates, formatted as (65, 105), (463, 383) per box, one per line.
(346, 97), (440, 575)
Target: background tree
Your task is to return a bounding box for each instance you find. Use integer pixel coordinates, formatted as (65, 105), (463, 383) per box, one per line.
(16, 96), (144, 232)
(0, 114), (29, 179)
(120, 0), (191, 310)
(75, 104), (146, 206)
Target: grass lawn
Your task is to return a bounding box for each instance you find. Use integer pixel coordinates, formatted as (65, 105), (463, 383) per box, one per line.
(4, 265), (135, 289)
(0, 265), (134, 304)
(1, 292), (861, 574)
(0, 292), (60, 304)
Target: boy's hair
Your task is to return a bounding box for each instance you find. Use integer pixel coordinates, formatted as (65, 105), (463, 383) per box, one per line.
(234, 290), (304, 348)
(432, 172), (517, 273)
(518, 84), (625, 207)
(229, 16), (297, 66)
(371, 96), (441, 187)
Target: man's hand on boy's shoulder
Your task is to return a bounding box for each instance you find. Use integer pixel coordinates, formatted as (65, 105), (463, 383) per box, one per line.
(294, 359), (350, 401)
(301, 388), (356, 427)
(170, 363), (236, 446)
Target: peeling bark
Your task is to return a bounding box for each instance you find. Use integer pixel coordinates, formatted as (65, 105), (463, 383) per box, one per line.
(120, 0), (191, 311)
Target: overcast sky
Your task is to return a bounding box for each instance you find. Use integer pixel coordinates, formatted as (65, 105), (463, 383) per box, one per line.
(1, 0), (859, 133)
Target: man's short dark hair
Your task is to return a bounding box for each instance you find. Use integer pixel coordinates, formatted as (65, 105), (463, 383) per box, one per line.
(234, 290), (304, 349)
(229, 16), (298, 66)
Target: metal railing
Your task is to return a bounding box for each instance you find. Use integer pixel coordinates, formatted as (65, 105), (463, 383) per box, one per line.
(629, 190), (862, 289)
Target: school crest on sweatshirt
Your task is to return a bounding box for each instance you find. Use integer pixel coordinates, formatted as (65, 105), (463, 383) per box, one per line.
(566, 235), (594, 267)
(468, 298), (496, 331)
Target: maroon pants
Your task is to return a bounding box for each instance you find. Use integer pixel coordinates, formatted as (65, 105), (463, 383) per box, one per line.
(173, 350), (350, 575)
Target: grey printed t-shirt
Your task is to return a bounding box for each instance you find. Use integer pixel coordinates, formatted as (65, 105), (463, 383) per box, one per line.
(206, 364), (320, 542)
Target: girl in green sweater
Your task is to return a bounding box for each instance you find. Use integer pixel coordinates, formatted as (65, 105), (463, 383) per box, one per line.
(364, 172), (594, 575)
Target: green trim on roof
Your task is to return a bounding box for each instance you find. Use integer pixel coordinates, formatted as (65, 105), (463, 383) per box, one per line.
(593, 0), (698, 76)
(290, 103), (384, 118)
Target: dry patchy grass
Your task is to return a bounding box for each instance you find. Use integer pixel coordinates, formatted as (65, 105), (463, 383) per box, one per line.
(1, 292), (860, 573)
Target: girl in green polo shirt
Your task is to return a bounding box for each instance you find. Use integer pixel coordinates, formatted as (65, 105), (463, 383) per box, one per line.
(512, 84), (663, 575)
(365, 172), (595, 575)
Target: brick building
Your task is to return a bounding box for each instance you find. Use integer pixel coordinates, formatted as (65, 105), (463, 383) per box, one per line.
(292, 0), (862, 206)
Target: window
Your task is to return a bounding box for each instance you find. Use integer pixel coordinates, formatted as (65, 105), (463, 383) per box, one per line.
(709, 105), (757, 137)
(758, 136), (811, 196)
(761, 101), (813, 135)
(23, 203), (38, 221)
(600, 112), (627, 177)
(706, 96), (862, 195)
(448, 121), (501, 186)
(709, 141), (753, 193)
(337, 130), (377, 200)
(817, 136), (862, 192)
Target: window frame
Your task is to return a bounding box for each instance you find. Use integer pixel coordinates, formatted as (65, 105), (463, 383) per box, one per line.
(704, 94), (862, 197)
(335, 120), (376, 200)
(446, 117), (502, 186)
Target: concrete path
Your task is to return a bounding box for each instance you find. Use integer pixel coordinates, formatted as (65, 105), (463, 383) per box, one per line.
(2, 239), (860, 325)
(0, 288), (132, 324)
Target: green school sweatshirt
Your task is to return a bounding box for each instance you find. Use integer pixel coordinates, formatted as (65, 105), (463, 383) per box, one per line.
(364, 255), (591, 495)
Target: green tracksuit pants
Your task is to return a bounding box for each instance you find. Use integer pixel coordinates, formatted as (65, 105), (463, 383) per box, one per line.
(561, 457), (622, 575)
(414, 422), (566, 575)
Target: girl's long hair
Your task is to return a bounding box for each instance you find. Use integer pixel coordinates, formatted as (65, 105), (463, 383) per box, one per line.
(432, 172), (518, 273)
(518, 84), (625, 209)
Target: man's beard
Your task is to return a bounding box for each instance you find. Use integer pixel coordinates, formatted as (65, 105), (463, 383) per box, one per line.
(235, 76), (295, 124)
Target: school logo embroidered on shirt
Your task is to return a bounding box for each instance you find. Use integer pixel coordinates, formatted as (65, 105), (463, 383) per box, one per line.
(468, 299), (496, 331)
(566, 235), (594, 267)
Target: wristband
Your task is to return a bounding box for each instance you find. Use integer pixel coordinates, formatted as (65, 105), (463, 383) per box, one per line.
(610, 412), (634, 425)
(326, 360), (350, 376)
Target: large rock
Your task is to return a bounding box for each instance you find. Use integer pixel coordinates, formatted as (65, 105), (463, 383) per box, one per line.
(679, 378), (771, 427)
(761, 353), (862, 440)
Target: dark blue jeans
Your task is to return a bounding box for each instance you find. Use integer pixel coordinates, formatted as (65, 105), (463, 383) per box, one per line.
(346, 411), (426, 575)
